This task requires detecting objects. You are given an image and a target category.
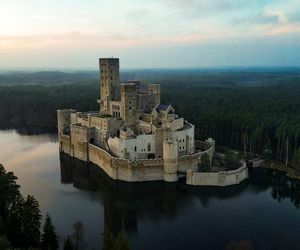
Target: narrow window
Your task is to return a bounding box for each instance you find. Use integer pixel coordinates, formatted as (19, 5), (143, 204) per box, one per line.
(134, 146), (137, 152)
(148, 143), (151, 152)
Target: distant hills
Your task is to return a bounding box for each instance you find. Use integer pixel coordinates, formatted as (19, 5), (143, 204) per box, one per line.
(0, 71), (98, 86)
(0, 68), (300, 86)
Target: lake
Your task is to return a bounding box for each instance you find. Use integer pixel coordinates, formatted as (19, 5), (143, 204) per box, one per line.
(1, 129), (300, 250)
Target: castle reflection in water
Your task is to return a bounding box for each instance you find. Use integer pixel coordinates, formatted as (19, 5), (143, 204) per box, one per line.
(59, 152), (300, 238)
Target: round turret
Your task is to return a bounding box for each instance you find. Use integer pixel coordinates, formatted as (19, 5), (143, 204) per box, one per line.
(163, 140), (178, 182)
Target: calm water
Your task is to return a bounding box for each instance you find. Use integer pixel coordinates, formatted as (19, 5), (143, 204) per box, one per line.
(1, 130), (300, 250)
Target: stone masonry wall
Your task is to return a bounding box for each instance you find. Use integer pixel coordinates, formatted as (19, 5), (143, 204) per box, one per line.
(89, 143), (164, 182)
(59, 134), (71, 155)
(59, 134), (215, 183)
(186, 162), (248, 187)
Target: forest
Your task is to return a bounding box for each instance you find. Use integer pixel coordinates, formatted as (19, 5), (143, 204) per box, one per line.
(0, 69), (300, 166)
(0, 163), (130, 249)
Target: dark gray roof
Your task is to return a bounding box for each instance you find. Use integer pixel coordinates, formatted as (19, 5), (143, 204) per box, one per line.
(156, 104), (170, 112)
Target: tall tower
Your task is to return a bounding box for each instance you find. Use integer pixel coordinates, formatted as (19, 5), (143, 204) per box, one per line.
(98, 58), (120, 115)
(120, 83), (137, 127)
(148, 84), (161, 107)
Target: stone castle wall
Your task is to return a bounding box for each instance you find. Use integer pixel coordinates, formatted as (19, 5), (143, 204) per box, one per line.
(59, 134), (71, 154)
(186, 162), (248, 187)
(58, 134), (215, 182)
(89, 143), (165, 182)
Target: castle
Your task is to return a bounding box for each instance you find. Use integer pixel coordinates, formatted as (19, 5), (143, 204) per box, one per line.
(57, 58), (216, 183)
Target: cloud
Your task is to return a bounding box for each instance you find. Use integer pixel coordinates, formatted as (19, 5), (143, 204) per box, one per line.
(159, 0), (273, 14)
(233, 7), (287, 25)
(0, 0), (300, 68)
(0, 26), (232, 51)
(263, 23), (300, 36)
(289, 12), (300, 23)
(228, 3), (300, 38)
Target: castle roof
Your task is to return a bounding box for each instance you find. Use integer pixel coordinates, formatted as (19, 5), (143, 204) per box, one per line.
(155, 104), (170, 112)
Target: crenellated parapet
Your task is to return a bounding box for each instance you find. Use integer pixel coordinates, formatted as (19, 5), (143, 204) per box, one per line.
(58, 132), (215, 183)
(186, 161), (248, 186)
(57, 57), (228, 184)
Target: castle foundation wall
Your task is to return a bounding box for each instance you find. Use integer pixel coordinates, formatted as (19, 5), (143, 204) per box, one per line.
(89, 143), (164, 182)
(58, 133), (216, 183)
(59, 134), (71, 155)
(186, 162), (248, 186)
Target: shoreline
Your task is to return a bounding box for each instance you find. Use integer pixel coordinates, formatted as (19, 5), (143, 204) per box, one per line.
(258, 160), (300, 181)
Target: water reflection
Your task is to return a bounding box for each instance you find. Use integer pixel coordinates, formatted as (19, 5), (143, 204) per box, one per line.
(1, 129), (300, 250)
(59, 153), (300, 250)
(249, 169), (300, 209)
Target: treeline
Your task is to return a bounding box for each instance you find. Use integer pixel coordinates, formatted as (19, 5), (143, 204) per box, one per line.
(0, 71), (300, 165)
(0, 164), (130, 249)
(161, 82), (300, 165)
(2, 68), (300, 86)
(0, 71), (99, 86)
(0, 164), (59, 249)
(0, 84), (98, 130)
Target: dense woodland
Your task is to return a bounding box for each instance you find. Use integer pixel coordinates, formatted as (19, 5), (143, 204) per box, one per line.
(163, 81), (300, 165)
(0, 69), (300, 166)
(0, 163), (130, 249)
(0, 164), (59, 249)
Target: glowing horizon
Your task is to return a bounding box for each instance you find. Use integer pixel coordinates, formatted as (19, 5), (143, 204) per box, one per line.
(1, 0), (300, 69)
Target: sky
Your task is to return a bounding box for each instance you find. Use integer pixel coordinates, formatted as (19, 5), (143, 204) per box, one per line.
(0, 0), (300, 69)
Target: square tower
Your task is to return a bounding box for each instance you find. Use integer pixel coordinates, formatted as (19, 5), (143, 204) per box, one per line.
(99, 58), (120, 114)
(120, 83), (137, 126)
(148, 84), (161, 107)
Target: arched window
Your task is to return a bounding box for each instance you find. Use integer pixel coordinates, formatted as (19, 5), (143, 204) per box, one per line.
(148, 143), (151, 152)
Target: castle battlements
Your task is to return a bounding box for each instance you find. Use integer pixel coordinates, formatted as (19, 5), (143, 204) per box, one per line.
(57, 58), (216, 183)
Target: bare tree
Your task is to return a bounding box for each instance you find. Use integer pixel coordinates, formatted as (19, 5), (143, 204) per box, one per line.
(72, 221), (84, 250)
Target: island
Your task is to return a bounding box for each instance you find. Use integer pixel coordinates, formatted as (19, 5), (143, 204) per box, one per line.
(57, 58), (248, 185)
